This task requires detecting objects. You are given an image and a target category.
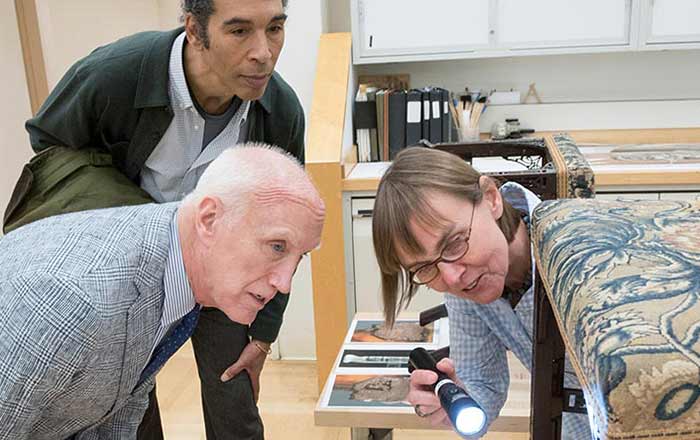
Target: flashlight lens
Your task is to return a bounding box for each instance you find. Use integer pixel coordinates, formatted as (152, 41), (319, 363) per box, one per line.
(455, 406), (486, 435)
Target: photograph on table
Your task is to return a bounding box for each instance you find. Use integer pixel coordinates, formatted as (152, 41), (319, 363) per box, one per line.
(327, 373), (411, 408)
(339, 349), (412, 369)
(579, 143), (700, 171)
(347, 319), (437, 344)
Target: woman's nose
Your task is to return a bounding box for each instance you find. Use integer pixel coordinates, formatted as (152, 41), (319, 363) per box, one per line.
(436, 260), (465, 286)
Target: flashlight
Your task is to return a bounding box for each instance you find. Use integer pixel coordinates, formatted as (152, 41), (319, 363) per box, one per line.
(419, 304), (448, 327)
(408, 347), (487, 438)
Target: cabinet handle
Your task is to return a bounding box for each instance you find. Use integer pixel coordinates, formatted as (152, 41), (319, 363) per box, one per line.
(353, 209), (374, 219)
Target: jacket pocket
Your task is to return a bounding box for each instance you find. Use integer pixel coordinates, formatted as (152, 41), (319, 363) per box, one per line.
(3, 164), (34, 232)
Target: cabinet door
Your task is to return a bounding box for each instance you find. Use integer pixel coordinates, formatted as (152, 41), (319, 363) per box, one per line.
(497, 0), (631, 49)
(353, 0), (490, 62)
(642, 0), (700, 46)
(351, 198), (444, 314)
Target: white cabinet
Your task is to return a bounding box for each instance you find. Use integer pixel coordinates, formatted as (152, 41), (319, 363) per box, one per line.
(498, 0), (631, 49)
(352, 0), (636, 63)
(349, 197), (444, 314)
(355, 0), (490, 59)
(351, 0), (700, 64)
(641, 0), (700, 47)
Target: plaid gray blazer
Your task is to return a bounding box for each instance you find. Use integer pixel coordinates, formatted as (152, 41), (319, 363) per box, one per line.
(0, 202), (178, 439)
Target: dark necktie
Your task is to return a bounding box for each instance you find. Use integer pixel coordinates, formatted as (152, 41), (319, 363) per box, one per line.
(139, 305), (200, 384)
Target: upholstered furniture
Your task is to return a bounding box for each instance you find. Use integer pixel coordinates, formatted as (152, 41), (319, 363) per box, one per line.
(532, 198), (700, 439)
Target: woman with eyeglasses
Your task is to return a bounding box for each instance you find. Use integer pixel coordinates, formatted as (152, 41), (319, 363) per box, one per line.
(372, 147), (590, 439)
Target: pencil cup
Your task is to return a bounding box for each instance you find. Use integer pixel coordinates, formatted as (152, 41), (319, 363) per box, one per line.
(459, 125), (480, 142)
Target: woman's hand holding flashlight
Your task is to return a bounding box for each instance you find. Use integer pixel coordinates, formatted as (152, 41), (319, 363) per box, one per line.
(407, 357), (460, 428)
(408, 348), (487, 438)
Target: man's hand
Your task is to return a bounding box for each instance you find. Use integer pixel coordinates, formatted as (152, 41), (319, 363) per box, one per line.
(220, 339), (271, 402)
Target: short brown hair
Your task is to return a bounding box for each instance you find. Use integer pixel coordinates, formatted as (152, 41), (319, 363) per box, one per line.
(372, 147), (522, 326)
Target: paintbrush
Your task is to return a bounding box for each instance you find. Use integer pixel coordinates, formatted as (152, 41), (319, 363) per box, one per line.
(449, 99), (460, 129)
(470, 96), (487, 129)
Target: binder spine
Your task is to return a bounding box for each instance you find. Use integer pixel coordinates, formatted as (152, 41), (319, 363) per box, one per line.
(405, 90), (422, 147)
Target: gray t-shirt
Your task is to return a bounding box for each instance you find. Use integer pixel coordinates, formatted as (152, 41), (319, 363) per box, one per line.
(192, 95), (243, 151)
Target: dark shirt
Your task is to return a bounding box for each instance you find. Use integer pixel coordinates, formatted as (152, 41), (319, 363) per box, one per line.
(193, 96), (243, 151)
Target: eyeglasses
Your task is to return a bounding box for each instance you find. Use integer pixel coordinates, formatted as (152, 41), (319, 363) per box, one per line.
(407, 205), (476, 286)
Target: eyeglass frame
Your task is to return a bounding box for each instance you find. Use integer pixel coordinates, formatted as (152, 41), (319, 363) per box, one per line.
(406, 202), (477, 286)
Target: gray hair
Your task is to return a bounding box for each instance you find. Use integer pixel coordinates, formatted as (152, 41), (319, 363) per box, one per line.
(181, 0), (289, 49)
(182, 142), (309, 224)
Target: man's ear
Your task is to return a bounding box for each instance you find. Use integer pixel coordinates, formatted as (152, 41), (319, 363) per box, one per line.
(184, 14), (205, 50)
(195, 196), (223, 245)
(478, 176), (504, 220)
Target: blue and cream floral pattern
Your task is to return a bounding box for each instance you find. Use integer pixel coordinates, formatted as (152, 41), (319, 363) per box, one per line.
(552, 133), (595, 199)
(532, 198), (700, 439)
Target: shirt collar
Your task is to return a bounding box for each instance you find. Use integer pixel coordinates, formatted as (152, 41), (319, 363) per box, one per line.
(499, 181), (541, 216)
(240, 100), (251, 123)
(169, 32), (194, 111)
(163, 209), (197, 323)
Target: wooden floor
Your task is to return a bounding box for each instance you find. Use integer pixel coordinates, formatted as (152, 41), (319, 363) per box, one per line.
(157, 342), (528, 439)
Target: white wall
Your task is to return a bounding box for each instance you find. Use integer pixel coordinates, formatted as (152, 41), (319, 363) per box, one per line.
(35, 0), (161, 89)
(276, 0), (323, 134)
(157, 0), (181, 30)
(0, 2), (34, 231)
(326, 0), (350, 32)
(273, 0), (324, 360)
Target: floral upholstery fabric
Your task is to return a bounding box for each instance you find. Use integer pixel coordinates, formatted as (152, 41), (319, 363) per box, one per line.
(532, 198), (700, 439)
(553, 133), (596, 199)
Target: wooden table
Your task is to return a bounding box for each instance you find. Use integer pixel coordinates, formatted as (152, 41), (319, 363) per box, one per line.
(314, 313), (531, 439)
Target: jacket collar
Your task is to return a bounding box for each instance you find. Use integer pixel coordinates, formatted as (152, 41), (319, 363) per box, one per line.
(134, 28), (183, 109)
(257, 72), (278, 114)
(133, 27), (277, 114)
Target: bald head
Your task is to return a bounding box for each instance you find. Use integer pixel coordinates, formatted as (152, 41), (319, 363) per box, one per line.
(179, 143), (325, 322)
(183, 142), (325, 223)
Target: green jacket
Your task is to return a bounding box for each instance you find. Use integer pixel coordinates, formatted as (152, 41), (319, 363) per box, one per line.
(11, 28), (306, 343)
(3, 147), (153, 233)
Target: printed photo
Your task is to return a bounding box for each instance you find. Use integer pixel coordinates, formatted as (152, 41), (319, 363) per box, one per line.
(350, 320), (435, 344)
(339, 349), (411, 368)
(327, 374), (411, 407)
